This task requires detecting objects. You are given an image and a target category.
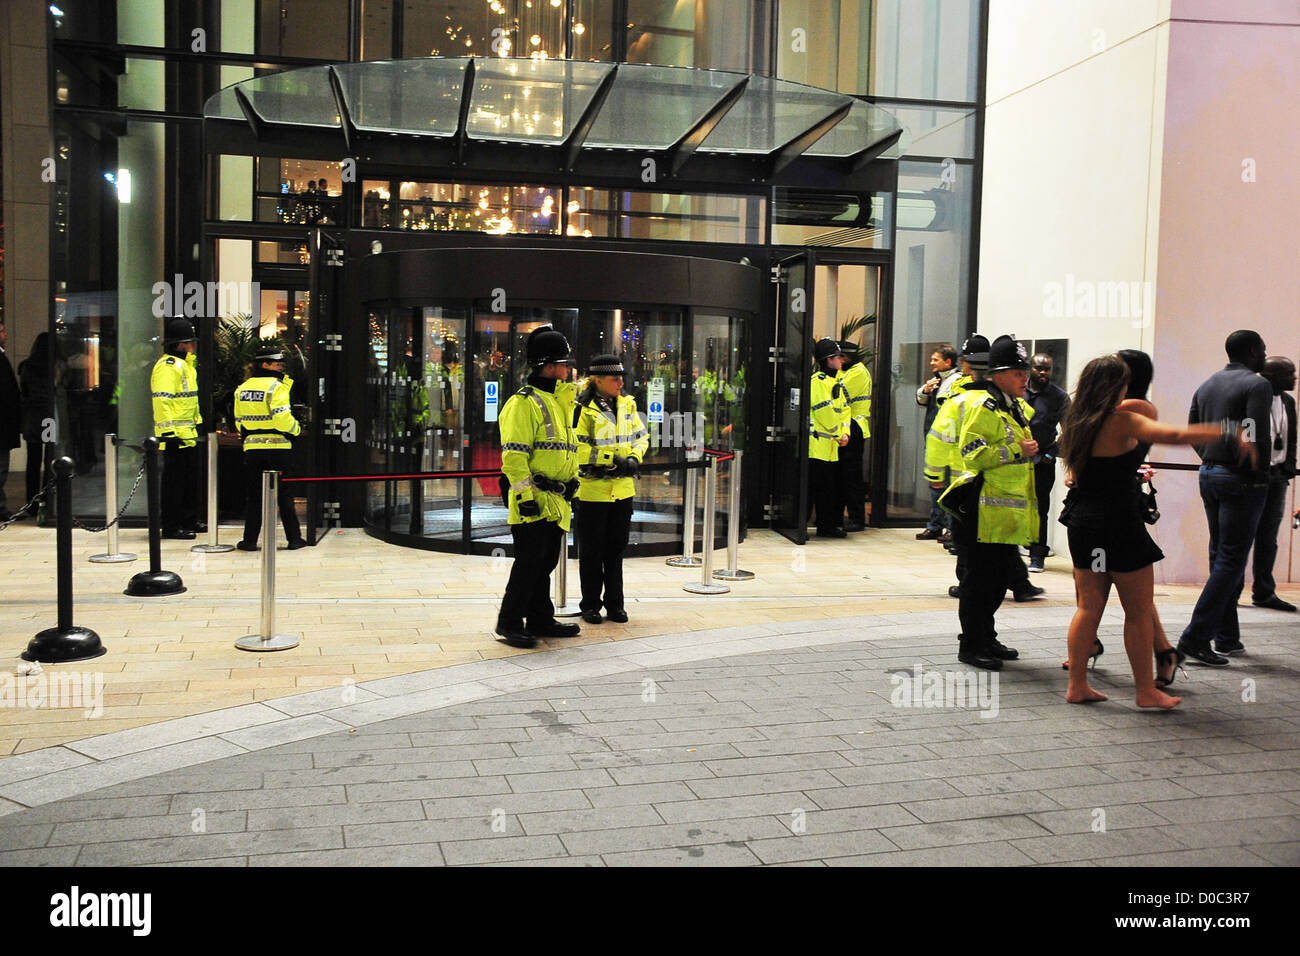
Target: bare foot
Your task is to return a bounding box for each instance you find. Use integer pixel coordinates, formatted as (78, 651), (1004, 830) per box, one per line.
(1066, 685), (1109, 704)
(1136, 688), (1182, 709)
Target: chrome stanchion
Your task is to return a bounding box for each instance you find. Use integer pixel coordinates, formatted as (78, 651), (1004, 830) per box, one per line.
(666, 449), (703, 567)
(236, 470), (299, 651)
(714, 450), (754, 582)
(553, 528), (581, 618)
(684, 456), (729, 595)
(193, 435), (234, 554)
(90, 434), (137, 564)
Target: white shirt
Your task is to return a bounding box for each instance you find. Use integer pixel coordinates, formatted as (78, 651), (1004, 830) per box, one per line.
(1271, 394), (1287, 467)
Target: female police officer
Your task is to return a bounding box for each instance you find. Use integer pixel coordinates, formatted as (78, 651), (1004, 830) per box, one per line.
(573, 354), (649, 624)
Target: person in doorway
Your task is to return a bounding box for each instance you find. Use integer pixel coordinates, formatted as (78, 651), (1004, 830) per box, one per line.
(809, 338), (850, 538)
(151, 318), (202, 539)
(0, 319), (20, 521)
(18, 333), (56, 521)
(573, 354), (649, 624)
(1024, 352), (1071, 571)
(836, 340), (872, 531)
(1249, 356), (1297, 612)
(234, 344), (306, 552)
(495, 326), (582, 648)
(916, 344), (961, 540)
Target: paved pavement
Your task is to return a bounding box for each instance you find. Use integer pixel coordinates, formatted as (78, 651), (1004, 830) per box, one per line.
(2, 605), (1297, 867)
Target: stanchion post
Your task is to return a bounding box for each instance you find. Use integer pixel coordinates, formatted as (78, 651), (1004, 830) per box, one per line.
(553, 528), (581, 618)
(684, 456), (730, 595)
(714, 450), (754, 582)
(89, 433), (137, 564)
(666, 450), (703, 567)
(192, 434), (234, 553)
(125, 437), (186, 596)
(236, 470), (299, 651)
(24, 457), (107, 663)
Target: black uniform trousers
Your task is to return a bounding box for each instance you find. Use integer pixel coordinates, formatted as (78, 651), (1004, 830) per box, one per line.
(241, 449), (302, 545)
(499, 518), (563, 629)
(809, 458), (842, 533)
(1029, 460), (1056, 560)
(1251, 473), (1291, 602)
(161, 441), (199, 532)
(952, 512), (1020, 649)
(575, 497), (633, 613)
(954, 540), (1032, 592)
(838, 423), (867, 526)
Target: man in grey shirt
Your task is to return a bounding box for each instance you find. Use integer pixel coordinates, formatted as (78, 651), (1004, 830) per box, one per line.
(1178, 329), (1273, 666)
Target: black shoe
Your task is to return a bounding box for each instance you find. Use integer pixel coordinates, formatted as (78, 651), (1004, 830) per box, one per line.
(987, 639), (1019, 661)
(495, 623), (537, 649)
(915, 528), (943, 540)
(1013, 585), (1045, 602)
(958, 646), (1002, 670)
(1154, 647), (1185, 687)
(1178, 641), (1229, 666)
(816, 528), (848, 539)
(937, 533), (953, 545)
(285, 539), (308, 550)
(162, 528), (197, 540)
(1213, 638), (1245, 656)
(581, 610), (603, 624)
(844, 522), (866, 532)
(527, 621), (581, 638)
(235, 540), (259, 551)
(948, 585), (962, 599)
(1252, 595), (1297, 612)
(605, 609), (628, 623)
(194, 522), (208, 534)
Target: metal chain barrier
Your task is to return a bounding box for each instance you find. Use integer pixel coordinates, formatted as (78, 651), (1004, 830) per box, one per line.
(0, 472), (56, 532)
(70, 460), (148, 533)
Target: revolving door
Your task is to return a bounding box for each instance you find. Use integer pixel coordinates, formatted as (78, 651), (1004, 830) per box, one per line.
(358, 246), (759, 556)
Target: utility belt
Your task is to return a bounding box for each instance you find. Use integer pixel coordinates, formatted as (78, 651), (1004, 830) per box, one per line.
(531, 474), (568, 495)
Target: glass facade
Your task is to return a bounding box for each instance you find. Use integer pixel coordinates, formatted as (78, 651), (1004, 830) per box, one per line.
(38, 0), (984, 529)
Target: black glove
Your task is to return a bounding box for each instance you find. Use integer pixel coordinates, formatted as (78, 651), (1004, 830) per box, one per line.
(610, 455), (639, 478)
(518, 498), (541, 517)
(563, 479), (580, 501)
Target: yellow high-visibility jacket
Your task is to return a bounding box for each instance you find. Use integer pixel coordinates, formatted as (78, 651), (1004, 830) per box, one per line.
(575, 392), (650, 503)
(839, 361), (873, 438)
(151, 353), (201, 448)
(809, 370), (849, 462)
(499, 380), (580, 529)
(235, 375), (301, 451)
(943, 388), (1038, 544)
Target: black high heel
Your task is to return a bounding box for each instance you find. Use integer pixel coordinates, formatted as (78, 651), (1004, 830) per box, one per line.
(1155, 647), (1186, 688)
(1062, 639), (1104, 670)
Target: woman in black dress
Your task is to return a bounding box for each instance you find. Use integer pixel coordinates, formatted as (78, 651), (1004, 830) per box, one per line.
(1058, 355), (1229, 709)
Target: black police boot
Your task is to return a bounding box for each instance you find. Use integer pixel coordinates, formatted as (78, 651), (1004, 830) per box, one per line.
(605, 609), (629, 623)
(162, 528), (197, 540)
(527, 621), (581, 638)
(495, 622), (537, 649)
(986, 638), (1019, 661)
(581, 610), (603, 624)
(957, 640), (1002, 671)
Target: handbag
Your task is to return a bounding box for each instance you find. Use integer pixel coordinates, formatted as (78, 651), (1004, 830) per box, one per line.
(1139, 476), (1160, 525)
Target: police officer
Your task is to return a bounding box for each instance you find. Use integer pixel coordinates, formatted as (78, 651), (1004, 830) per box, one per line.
(234, 344), (306, 551)
(495, 326), (582, 648)
(941, 334), (1039, 670)
(836, 340), (872, 531)
(151, 318), (202, 539)
(809, 338), (850, 538)
(573, 354), (649, 624)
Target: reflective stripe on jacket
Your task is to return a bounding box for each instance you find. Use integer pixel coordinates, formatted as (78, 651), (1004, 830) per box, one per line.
(151, 353), (202, 447)
(839, 362), (873, 437)
(499, 381), (580, 530)
(235, 375), (301, 451)
(575, 393), (649, 503)
(808, 370), (849, 462)
(947, 391), (1038, 544)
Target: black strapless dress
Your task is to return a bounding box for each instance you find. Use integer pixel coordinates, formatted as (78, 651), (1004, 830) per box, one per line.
(1059, 443), (1164, 573)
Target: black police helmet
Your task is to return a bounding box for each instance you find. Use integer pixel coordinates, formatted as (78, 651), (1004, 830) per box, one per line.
(252, 343), (286, 365)
(960, 334), (990, 371)
(526, 326), (572, 367)
(164, 317), (196, 345)
(988, 334), (1030, 372)
(587, 353), (626, 376)
(813, 338), (843, 363)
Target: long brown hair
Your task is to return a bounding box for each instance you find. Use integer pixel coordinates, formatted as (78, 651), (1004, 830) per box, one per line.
(1059, 354), (1131, 475)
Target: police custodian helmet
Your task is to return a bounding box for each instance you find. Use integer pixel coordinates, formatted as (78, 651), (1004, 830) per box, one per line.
(526, 326), (572, 367)
(164, 317), (196, 344)
(813, 338), (843, 362)
(988, 334), (1030, 372)
(960, 334), (990, 370)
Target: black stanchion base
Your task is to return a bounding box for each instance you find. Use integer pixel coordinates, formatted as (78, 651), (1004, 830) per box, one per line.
(124, 570), (187, 597)
(22, 626), (108, 664)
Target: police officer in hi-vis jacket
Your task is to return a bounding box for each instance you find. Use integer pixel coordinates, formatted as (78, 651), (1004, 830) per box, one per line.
(573, 354), (650, 624)
(234, 344), (306, 551)
(151, 318), (202, 538)
(836, 340), (873, 531)
(941, 334), (1039, 670)
(809, 338), (851, 538)
(495, 327), (582, 649)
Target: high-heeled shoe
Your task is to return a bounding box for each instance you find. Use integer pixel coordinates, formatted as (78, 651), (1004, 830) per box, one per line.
(1155, 647), (1186, 688)
(1061, 639), (1104, 670)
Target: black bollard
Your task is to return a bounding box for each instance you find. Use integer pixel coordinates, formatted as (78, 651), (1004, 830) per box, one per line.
(24, 457), (107, 663)
(125, 436), (187, 596)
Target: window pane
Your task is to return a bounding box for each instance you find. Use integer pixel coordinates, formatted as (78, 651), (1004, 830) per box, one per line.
(871, 0), (979, 102)
(361, 0), (393, 60)
(627, 0), (757, 71)
(258, 0), (349, 60)
(402, 0), (565, 59)
(571, 189), (764, 245)
(362, 180), (560, 236)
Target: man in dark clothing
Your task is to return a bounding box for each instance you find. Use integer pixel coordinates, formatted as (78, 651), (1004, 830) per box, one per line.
(0, 319), (21, 521)
(916, 344), (960, 538)
(1249, 356), (1296, 612)
(1024, 352), (1071, 572)
(1178, 329), (1274, 665)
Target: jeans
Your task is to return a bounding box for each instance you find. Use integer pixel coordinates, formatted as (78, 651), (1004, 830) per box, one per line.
(1250, 475), (1290, 601)
(1179, 465), (1268, 649)
(1029, 460), (1056, 561)
(925, 482), (949, 533)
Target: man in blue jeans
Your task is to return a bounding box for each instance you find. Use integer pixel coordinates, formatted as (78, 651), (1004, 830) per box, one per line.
(1178, 330), (1273, 666)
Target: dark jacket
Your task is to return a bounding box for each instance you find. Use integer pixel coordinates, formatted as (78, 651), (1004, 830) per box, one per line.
(1273, 392), (1296, 479)
(1188, 363), (1274, 483)
(1024, 380), (1070, 461)
(19, 354), (54, 439)
(0, 349), (19, 449)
